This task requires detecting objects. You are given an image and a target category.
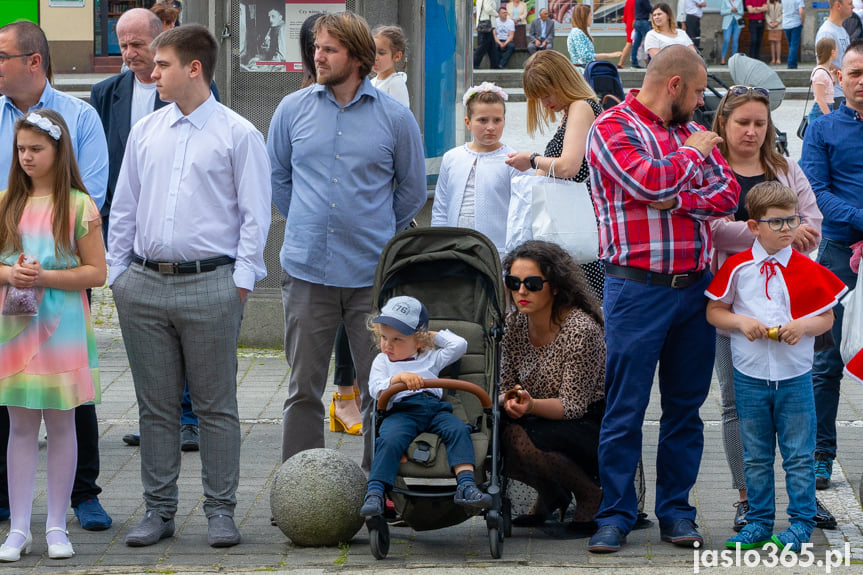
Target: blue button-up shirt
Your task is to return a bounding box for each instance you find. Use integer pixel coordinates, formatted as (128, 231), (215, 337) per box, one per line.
(0, 80), (108, 209)
(268, 78), (426, 288)
(801, 103), (863, 244)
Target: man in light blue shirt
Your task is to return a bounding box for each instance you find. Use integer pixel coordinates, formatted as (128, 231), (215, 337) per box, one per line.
(782, 0), (806, 68)
(268, 12), (426, 471)
(0, 20), (111, 530)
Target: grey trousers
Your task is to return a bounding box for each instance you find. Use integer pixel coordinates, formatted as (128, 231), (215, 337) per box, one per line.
(280, 273), (376, 471)
(715, 334), (746, 491)
(113, 263), (243, 518)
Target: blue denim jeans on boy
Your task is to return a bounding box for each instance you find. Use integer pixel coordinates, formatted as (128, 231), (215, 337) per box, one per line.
(733, 368), (816, 535)
(813, 239), (857, 458)
(369, 392), (475, 486)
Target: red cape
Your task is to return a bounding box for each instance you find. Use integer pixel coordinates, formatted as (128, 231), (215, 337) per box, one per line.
(845, 351), (863, 384)
(706, 248), (848, 320)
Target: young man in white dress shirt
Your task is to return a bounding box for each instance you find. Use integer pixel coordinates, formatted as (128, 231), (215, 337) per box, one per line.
(107, 24), (271, 549)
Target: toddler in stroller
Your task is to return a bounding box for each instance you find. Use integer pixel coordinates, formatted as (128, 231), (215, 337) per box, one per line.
(359, 296), (493, 517)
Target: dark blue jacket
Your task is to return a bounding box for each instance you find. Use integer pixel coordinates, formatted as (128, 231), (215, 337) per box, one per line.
(635, 0), (653, 21)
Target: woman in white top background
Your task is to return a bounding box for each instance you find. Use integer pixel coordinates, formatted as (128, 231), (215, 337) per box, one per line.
(644, 3), (695, 59)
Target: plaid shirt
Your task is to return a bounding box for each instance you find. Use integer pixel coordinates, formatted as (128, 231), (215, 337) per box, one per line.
(588, 91), (740, 274)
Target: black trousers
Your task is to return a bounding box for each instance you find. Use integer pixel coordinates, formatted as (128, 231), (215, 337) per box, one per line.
(473, 29), (498, 69)
(749, 19), (765, 59)
(685, 14), (702, 50)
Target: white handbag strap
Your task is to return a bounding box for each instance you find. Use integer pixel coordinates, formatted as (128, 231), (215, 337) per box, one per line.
(546, 159), (556, 180)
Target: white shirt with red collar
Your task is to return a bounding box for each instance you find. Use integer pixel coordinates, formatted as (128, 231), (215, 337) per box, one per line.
(706, 240), (847, 381)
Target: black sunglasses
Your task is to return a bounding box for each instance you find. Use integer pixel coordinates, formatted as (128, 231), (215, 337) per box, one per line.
(728, 85), (770, 99)
(504, 274), (549, 292)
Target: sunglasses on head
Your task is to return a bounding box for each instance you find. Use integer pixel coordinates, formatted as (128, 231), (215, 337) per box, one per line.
(504, 274), (549, 292)
(756, 215), (804, 231)
(728, 85), (770, 99)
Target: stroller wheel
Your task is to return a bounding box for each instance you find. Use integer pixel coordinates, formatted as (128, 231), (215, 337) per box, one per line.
(369, 523), (390, 560)
(488, 526), (504, 559)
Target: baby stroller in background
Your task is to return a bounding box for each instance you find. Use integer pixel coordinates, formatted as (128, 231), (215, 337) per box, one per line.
(366, 227), (510, 559)
(584, 60), (625, 110)
(694, 53), (788, 156)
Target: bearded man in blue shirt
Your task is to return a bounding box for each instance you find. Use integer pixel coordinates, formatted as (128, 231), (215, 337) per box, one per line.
(267, 11), (426, 472)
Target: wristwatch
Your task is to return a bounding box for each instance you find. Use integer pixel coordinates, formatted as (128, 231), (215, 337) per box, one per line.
(529, 152), (540, 169)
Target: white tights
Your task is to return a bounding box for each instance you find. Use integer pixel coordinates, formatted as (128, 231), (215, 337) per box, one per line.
(4, 407), (76, 548)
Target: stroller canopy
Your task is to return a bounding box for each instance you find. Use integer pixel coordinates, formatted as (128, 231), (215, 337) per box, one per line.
(728, 53), (786, 111)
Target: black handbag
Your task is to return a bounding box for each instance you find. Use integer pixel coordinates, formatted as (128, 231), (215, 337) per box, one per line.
(797, 84), (811, 140)
(477, 19), (492, 33)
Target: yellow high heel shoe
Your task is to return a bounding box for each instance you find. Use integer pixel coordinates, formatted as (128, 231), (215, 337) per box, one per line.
(329, 391), (363, 435)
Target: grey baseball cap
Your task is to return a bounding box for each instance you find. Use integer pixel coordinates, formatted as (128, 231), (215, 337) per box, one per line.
(372, 296), (429, 335)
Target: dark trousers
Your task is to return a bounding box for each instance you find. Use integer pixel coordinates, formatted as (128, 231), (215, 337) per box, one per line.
(595, 272), (715, 533)
(685, 14), (702, 50)
(474, 29), (498, 69)
(370, 393), (475, 486)
(812, 239), (856, 458)
(333, 320), (355, 388)
(496, 41), (516, 68)
(749, 19), (765, 59)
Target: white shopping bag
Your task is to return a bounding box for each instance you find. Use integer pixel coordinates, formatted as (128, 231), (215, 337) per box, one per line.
(841, 266), (863, 364)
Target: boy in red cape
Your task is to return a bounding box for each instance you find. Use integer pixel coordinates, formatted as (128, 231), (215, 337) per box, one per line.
(705, 182), (846, 553)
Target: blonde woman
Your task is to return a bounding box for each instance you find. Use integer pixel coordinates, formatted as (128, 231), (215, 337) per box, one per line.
(644, 3), (695, 59)
(567, 4), (623, 71)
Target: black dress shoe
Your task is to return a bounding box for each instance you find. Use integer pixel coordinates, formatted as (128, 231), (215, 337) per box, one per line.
(512, 513), (547, 526)
(815, 498), (837, 530)
(733, 500), (749, 532)
(588, 524), (626, 553)
(122, 433), (140, 446)
(180, 424), (199, 452)
(660, 518), (703, 547)
(566, 520), (597, 537)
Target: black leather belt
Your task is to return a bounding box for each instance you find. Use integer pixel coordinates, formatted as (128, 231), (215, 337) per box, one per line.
(131, 254), (235, 275)
(604, 263), (706, 289)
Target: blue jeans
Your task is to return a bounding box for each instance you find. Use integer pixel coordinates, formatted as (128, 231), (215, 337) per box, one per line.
(181, 383), (197, 426)
(733, 369), (816, 534)
(813, 239), (856, 458)
(721, 18), (741, 61)
(497, 41), (516, 68)
(369, 393), (475, 486)
(595, 272), (715, 533)
(631, 19), (652, 66)
(785, 25), (802, 68)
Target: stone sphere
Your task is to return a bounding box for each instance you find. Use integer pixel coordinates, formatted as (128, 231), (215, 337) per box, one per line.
(270, 448), (366, 546)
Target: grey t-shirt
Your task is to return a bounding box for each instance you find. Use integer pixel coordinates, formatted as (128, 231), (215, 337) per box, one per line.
(816, 20), (851, 98)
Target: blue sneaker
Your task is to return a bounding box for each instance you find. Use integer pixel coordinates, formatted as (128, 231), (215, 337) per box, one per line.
(771, 524), (811, 553)
(726, 522), (773, 550)
(815, 454), (833, 490)
(74, 498), (112, 531)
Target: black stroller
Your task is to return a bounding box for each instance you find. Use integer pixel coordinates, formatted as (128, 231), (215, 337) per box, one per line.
(583, 60), (625, 110)
(365, 227), (510, 559)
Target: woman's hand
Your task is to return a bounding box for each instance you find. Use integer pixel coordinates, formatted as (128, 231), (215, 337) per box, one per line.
(506, 151), (534, 172)
(503, 385), (534, 419)
(9, 254), (40, 289)
(791, 224), (818, 253)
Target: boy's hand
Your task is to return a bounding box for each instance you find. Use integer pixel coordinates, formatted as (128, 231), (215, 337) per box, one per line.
(391, 372), (423, 391)
(736, 316), (768, 341)
(778, 320), (806, 346)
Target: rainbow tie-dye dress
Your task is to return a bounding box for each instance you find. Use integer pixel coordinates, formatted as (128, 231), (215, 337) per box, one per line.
(0, 189), (100, 410)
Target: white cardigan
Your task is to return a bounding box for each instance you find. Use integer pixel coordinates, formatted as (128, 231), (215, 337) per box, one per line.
(432, 143), (520, 257)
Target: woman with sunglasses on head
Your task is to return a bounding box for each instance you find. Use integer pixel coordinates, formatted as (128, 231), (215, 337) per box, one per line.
(498, 240), (606, 535)
(710, 85), (830, 533)
(506, 50), (605, 301)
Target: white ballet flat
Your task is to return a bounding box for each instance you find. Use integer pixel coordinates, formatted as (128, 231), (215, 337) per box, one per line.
(0, 528), (32, 562)
(46, 527), (74, 559)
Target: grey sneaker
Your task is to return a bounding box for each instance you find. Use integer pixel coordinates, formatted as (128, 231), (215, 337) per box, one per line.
(180, 424), (199, 452)
(125, 512), (174, 547)
(207, 514), (240, 548)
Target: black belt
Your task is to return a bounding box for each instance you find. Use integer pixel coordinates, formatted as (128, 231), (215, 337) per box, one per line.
(131, 254), (235, 275)
(604, 263), (706, 289)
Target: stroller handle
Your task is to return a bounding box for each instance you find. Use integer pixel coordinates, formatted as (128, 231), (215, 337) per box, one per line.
(376, 378), (493, 410)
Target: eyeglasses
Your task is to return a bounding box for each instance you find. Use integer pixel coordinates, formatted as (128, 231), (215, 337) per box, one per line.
(729, 85), (770, 99)
(756, 215), (803, 231)
(0, 52), (35, 64)
(504, 274), (549, 292)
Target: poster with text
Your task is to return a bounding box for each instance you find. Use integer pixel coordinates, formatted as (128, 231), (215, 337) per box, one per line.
(240, 0), (345, 72)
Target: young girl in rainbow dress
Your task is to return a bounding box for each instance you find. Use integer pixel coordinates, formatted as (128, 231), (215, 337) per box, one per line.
(0, 109), (106, 562)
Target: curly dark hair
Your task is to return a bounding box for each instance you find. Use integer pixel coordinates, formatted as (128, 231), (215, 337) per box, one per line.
(502, 241), (603, 327)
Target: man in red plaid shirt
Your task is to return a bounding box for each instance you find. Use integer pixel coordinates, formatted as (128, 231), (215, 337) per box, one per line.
(586, 45), (740, 553)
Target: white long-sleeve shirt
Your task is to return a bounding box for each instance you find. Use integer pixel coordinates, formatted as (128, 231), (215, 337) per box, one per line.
(369, 330), (468, 410)
(107, 95), (272, 291)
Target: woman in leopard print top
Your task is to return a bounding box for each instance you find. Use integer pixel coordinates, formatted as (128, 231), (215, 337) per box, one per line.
(500, 240), (605, 533)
